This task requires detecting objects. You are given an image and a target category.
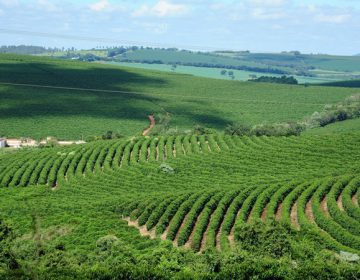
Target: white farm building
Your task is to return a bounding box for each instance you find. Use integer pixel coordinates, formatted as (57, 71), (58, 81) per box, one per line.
(0, 138), (6, 148)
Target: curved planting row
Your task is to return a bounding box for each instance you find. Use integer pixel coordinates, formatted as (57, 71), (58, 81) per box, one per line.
(0, 135), (227, 188)
(122, 174), (360, 253)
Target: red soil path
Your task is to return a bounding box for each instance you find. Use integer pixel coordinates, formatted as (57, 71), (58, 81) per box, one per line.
(142, 115), (156, 136)
(290, 202), (300, 230)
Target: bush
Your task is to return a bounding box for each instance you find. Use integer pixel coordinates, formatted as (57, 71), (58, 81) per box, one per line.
(225, 123), (251, 136)
(234, 220), (293, 258)
(96, 235), (119, 252)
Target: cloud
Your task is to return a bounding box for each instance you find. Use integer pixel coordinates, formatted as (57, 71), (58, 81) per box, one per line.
(89, 0), (109, 12)
(314, 13), (351, 23)
(132, 0), (189, 17)
(248, 0), (287, 7)
(139, 22), (169, 34)
(0, 0), (19, 7)
(37, 0), (59, 12)
(251, 8), (286, 20)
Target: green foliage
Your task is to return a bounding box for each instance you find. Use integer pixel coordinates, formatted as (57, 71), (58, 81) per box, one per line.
(234, 220), (293, 258)
(249, 75), (298, 84)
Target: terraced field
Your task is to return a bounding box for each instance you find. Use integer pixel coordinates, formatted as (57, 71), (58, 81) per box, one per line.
(1, 133), (359, 258)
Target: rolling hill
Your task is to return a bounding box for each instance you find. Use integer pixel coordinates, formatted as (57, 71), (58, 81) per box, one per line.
(0, 54), (359, 140)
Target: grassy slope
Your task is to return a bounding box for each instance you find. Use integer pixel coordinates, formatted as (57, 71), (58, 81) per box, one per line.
(304, 118), (360, 135)
(0, 54), (359, 140)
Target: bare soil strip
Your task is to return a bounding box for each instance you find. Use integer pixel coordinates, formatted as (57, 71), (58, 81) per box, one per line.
(260, 203), (269, 222)
(142, 115), (156, 136)
(216, 222), (224, 251)
(200, 213), (216, 252)
(305, 199), (315, 224)
(290, 202), (300, 230)
(156, 145), (159, 161)
(320, 196), (330, 217)
(173, 142), (177, 158)
(337, 194), (344, 211)
(352, 193), (359, 206)
(275, 203), (283, 221)
(228, 210), (241, 248)
(160, 228), (168, 241)
(173, 213), (189, 247)
(184, 214), (202, 249)
(123, 217), (156, 239)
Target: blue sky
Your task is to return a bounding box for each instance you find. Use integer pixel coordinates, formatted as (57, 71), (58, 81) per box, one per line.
(0, 0), (359, 55)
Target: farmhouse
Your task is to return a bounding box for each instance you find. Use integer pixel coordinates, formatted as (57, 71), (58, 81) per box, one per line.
(0, 138), (6, 148)
(6, 139), (22, 148)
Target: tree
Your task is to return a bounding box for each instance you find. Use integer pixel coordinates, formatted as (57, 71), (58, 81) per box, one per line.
(220, 70), (227, 76)
(225, 123), (251, 136)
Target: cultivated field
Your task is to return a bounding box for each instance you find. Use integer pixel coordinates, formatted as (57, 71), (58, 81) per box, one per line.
(0, 54), (359, 140)
(0, 133), (359, 277)
(1, 53), (360, 278)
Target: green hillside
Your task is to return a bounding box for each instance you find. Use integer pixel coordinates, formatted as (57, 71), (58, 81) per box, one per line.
(1, 133), (360, 278)
(319, 79), (360, 88)
(304, 118), (360, 135)
(119, 49), (293, 73)
(216, 51), (360, 72)
(0, 54), (359, 140)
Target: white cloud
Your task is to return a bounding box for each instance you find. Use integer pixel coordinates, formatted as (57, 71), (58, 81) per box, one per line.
(37, 0), (59, 12)
(248, 0), (287, 7)
(89, 0), (109, 12)
(315, 13), (351, 23)
(142, 22), (168, 34)
(251, 8), (286, 20)
(132, 1), (188, 17)
(0, 0), (19, 7)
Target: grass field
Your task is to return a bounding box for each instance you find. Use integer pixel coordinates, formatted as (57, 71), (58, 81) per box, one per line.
(1, 54), (359, 140)
(1, 133), (360, 278)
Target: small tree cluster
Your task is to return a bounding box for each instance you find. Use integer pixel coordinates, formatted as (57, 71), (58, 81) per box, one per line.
(249, 75), (298, 84)
(225, 122), (304, 137)
(304, 94), (360, 128)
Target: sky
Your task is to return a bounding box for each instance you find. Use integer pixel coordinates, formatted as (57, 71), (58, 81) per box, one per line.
(0, 0), (359, 55)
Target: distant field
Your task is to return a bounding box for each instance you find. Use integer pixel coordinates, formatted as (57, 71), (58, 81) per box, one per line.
(216, 51), (360, 73)
(109, 62), (336, 84)
(319, 79), (360, 88)
(31, 48), (360, 83)
(119, 49), (292, 72)
(0, 54), (359, 140)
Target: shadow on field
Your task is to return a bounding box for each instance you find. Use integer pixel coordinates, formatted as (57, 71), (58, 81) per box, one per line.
(0, 60), (168, 122)
(0, 57), (232, 129)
